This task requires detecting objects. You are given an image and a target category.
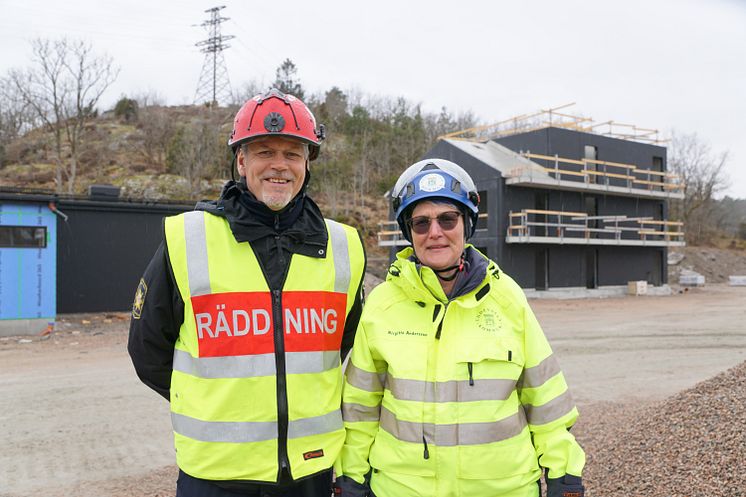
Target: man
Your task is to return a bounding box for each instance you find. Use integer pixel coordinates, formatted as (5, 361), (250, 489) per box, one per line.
(128, 88), (366, 497)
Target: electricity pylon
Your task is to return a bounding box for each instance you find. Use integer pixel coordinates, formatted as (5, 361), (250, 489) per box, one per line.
(194, 5), (234, 107)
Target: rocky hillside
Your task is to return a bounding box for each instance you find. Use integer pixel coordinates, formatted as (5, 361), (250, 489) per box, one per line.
(669, 246), (746, 284)
(3, 106), (745, 283)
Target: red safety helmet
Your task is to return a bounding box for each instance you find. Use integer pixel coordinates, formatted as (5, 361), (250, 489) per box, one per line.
(228, 88), (325, 161)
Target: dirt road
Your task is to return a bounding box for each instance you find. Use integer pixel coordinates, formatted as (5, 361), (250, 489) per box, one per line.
(1, 285), (744, 497)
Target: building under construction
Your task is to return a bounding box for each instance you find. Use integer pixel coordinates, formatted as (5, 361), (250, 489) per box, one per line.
(379, 105), (684, 290)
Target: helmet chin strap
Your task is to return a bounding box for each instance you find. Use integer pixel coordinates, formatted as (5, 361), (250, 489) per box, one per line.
(429, 252), (468, 282)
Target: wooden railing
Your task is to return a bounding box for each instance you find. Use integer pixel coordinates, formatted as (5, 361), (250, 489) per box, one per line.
(508, 209), (684, 243)
(508, 152), (684, 194)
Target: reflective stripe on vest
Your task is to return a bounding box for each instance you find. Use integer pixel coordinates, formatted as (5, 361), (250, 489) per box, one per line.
(517, 354), (561, 390)
(173, 348), (341, 378)
(183, 214), (351, 298)
(176, 214), (350, 377)
(342, 402), (381, 423)
(172, 410), (342, 443)
(326, 219), (351, 293)
(184, 211), (211, 296)
(522, 389), (575, 426)
(346, 363), (516, 403)
(379, 406), (527, 446)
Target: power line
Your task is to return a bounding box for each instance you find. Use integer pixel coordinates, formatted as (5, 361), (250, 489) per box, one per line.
(194, 5), (234, 107)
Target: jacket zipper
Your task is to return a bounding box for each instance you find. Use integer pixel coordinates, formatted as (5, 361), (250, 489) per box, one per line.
(424, 301), (450, 459)
(272, 288), (291, 475)
(434, 302), (448, 340)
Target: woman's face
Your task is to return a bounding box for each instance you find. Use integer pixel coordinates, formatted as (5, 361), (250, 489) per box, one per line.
(409, 201), (465, 270)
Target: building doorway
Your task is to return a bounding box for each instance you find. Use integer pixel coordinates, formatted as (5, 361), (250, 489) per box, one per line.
(586, 248), (598, 289)
(535, 248), (549, 290)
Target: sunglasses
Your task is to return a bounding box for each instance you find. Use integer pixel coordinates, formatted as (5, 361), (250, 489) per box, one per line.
(407, 211), (462, 235)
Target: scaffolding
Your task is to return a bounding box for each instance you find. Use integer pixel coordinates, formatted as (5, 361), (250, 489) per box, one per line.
(507, 209), (684, 246)
(507, 152), (684, 194)
(439, 103), (665, 145)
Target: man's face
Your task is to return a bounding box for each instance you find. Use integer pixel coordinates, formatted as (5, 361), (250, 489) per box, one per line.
(237, 136), (308, 211)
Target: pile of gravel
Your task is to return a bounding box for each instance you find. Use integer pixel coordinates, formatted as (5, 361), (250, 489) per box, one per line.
(576, 360), (746, 497)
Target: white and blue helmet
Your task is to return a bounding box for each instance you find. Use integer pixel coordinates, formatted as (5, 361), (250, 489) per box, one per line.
(392, 159), (480, 242)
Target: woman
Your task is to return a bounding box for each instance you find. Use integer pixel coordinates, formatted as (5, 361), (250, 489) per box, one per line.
(335, 159), (585, 497)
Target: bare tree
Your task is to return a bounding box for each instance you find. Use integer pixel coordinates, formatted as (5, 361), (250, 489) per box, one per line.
(137, 106), (176, 169)
(166, 119), (225, 196)
(0, 84), (36, 165)
(668, 132), (729, 244)
(231, 80), (266, 107)
(4, 38), (118, 193)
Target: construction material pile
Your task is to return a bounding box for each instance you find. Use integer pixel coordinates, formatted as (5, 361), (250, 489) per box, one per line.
(578, 360), (746, 497)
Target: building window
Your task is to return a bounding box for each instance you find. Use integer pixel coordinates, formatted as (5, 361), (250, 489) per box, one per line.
(584, 145), (598, 184)
(0, 225), (47, 248)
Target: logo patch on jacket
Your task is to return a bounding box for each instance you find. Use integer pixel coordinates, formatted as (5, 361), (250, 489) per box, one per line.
(476, 309), (501, 333)
(191, 291), (347, 357)
(303, 449), (324, 460)
(132, 278), (147, 319)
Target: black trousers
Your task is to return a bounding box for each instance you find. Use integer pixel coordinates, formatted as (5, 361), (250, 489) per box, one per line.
(176, 469), (333, 497)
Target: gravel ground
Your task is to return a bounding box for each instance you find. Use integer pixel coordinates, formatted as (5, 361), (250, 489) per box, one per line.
(2, 286), (744, 497)
(575, 361), (746, 497)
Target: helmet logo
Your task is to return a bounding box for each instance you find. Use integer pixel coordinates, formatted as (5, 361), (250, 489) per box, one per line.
(264, 112), (286, 132)
(419, 173), (446, 192)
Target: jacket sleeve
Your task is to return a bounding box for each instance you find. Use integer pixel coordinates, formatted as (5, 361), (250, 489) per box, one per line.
(338, 320), (385, 485)
(127, 240), (184, 400)
(341, 230), (367, 362)
(517, 301), (585, 479)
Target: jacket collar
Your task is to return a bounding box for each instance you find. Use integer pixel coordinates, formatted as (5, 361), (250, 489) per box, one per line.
(195, 180), (329, 257)
(388, 245), (498, 306)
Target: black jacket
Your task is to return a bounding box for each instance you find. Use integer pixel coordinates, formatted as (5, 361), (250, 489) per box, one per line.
(127, 180), (366, 491)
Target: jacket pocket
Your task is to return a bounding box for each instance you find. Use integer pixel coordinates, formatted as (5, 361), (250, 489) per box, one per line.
(369, 429), (436, 477)
(454, 338), (524, 386)
(457, 428), (539, 479)
(455, 337), (523, 365)
(454, 338), (537, 479)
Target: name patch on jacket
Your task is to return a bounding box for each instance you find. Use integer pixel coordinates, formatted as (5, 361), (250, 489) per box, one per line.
(191, 291), (346, 357)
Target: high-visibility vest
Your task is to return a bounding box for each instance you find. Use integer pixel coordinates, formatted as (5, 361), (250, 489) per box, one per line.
(340, 246), (584, 497)
(165, 210), (365, 482)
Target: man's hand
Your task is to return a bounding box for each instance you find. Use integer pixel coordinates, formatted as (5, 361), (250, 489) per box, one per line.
(546, 474), (584, 497)
(333, 475), (369, 497)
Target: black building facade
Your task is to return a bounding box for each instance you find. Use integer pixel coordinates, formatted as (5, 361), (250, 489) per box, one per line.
(385, 126), (683, 290)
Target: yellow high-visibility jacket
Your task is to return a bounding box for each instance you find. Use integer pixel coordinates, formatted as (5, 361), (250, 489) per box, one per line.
(339, 247), (585, 497)
(164, 210), (365, 482)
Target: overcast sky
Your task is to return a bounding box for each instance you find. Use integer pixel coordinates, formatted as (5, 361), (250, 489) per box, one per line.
(2, 0), (745, 197)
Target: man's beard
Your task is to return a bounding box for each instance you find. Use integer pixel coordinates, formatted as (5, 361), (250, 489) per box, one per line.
(262, 191), (293, 211)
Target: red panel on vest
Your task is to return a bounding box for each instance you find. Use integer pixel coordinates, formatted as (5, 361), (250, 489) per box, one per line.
(191, 291), (347, 357)
(192, 292), (275, 357)
(282, 291), (346, 352)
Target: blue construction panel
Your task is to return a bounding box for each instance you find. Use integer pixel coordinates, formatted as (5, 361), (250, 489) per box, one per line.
(0, 202), (56, 319)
